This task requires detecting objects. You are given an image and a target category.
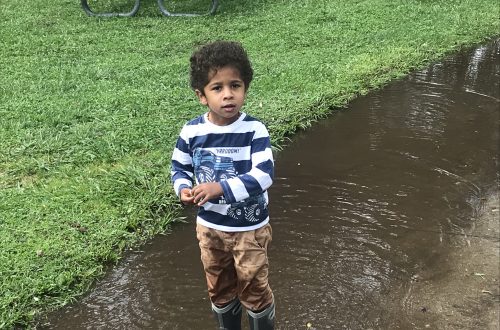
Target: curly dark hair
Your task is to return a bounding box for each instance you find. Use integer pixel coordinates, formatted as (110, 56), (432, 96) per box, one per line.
(190, 40), (253, 95)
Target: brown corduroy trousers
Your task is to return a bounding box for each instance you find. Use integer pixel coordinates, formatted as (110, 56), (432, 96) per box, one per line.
(196, 223), (274, 312)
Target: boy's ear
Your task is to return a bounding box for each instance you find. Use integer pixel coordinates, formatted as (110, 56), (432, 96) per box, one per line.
(195, 89), (208, 106)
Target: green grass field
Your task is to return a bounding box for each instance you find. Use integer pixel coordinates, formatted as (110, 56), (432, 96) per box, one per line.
(1, 0), (498, 327)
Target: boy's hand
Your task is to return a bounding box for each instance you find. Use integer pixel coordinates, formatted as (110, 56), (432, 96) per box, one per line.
(180, 188), (195, 205)
(191, 182), (223, 206)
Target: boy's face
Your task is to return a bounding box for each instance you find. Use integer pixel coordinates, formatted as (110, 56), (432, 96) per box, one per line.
(196, 66), (246, 126)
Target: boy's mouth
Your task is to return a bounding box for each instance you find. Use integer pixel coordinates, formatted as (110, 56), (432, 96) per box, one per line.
(222, 104), (237, 111)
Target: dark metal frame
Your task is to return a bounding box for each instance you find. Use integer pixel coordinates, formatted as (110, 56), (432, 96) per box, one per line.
(80, 0), (219, 17)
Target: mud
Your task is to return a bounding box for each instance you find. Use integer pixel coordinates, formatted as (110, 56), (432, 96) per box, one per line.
(401, 193), (499, 330)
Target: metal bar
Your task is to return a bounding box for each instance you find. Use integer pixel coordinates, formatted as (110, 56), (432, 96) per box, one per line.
(81, 0), (141, 17)
(157, 0), (218, 17)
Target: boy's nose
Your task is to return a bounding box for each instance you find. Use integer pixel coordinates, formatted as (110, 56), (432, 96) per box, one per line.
(222, 87), (234, 99)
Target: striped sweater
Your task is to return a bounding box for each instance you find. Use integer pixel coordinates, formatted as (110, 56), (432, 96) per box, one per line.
(171, 112), (274, 232)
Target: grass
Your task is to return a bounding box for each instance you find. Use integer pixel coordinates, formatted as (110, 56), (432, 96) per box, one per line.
(1, 0), (498, 327)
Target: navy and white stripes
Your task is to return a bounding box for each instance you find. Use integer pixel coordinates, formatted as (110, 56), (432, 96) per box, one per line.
(171, 112), (274, 232)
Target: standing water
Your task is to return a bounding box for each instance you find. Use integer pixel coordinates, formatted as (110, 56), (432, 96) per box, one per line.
(42, 39), (499, 329)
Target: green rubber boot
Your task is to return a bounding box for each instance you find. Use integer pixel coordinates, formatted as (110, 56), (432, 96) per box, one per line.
(212, 298), (243, 330)
(247, 302), (275, 330)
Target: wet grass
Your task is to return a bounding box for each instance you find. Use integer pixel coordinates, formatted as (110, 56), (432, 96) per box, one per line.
(1, 0), (498, 327)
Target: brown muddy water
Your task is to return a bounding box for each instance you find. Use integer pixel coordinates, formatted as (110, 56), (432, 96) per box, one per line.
(41, 39), (499, 329)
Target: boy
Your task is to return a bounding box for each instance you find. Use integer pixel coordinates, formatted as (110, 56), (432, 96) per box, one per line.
(171, 41), (275, 330)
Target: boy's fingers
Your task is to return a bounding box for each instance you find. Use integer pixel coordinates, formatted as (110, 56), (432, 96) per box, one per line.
(181, 193), (194, 201)
(197, 197), (206, 206)
(196, 195), (207, 205)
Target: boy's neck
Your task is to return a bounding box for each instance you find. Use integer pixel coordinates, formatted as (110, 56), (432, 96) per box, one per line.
(207, 111), (241, 126)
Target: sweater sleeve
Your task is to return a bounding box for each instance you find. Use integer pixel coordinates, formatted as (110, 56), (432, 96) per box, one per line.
(171, 127), (194, 197)
(219, 124), (274, 204)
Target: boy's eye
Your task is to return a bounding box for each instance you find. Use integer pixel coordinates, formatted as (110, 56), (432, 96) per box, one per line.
(232, 83), (241, 88)
(212, 86), (222, 91)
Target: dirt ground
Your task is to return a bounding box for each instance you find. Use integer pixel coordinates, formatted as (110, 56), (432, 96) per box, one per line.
(406, 192), (499, 329)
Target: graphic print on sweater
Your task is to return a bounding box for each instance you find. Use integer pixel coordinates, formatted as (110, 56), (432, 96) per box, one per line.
(193, 148), (238, 182)
(227, 194), (267, 222)
(193, 148), (267, 222)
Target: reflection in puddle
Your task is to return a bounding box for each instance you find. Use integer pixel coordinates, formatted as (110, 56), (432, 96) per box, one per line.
(42, 39), (499, 329)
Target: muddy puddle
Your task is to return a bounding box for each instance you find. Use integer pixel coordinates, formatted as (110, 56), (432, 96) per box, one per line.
(41, 39), (499, 329)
